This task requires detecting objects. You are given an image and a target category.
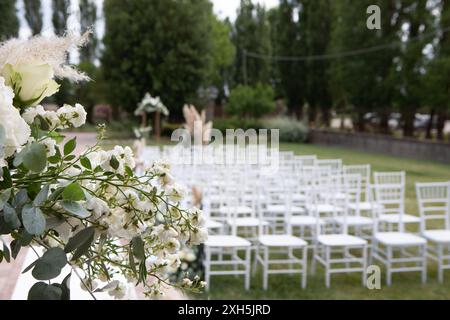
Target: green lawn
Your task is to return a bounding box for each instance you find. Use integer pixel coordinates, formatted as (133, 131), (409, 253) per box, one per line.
(199, 143), (450, 300)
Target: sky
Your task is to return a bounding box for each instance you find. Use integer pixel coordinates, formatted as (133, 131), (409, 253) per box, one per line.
(17, 0), (279, 39)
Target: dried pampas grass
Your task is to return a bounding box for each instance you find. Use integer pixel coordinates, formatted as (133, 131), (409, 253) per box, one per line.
(0, 31), (92, 82)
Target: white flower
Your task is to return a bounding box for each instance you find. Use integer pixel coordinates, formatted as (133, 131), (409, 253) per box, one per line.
(1, 62), (59, 106)
(108, 282), (127, 300)
(0, 76), (31, 157)
(190, 227), (208, 245)
(165, 183), (187, 202)
(165, 238), (180, 254)
(22, 105), (62, 129)
(41, 138), (57, 157)
(86, 197), (110, 217)
(57, 103), (87, 128)
(153, 224), (178, 242)
(182, 278), (193, 287)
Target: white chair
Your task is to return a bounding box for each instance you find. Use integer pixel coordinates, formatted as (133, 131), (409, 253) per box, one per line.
(373, 171), (420, 231)
(316, 159), (342, 174)
(416, 181), (450, 283)
(371, 183), (427, 286)
(203, 202), (252, 291)
(312, 174), (368, 288)
(256, 189), (308, 289)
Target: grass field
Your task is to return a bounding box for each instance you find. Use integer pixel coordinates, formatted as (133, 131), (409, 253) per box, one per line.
(198, 143), (450, 300)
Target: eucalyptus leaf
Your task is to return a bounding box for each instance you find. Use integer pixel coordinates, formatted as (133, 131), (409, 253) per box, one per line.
(28, 282), (63, 300)
(2, 242), (10, 262)
(22, 204), (46, 235)
(32, 247), (67, 280)
(33, 185), (49, 206)
(22, 143), (47, 172)
(3, 203), (21, 229)
(10, 239), (21, 259)
(64, 226), (95, 253)
(61, 200), (90, 218)
(131, 236), (145, 260)
(62, 183), (85, 201)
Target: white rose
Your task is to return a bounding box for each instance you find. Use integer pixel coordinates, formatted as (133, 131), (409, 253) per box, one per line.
(1, 62), (59, 107)
(41, 138), (57, 157)
(0, 76), (31, 157)
(57, 103), (87, 128)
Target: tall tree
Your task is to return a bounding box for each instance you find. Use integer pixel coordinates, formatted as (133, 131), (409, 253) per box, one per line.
(232, 0), (272, 86)
(79, 0), (98, 63)
(52, 0), (70, 36)
(396, 0), (431, 137)
(304, 0), (333, 126)
(0, 0), (19, 41)
(24, 0), (43, 35)
(271, 0), (307, 118)
(102, 0), (214, 119)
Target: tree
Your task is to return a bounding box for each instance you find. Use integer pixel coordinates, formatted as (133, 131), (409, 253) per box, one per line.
(395, 0), (431, 137)
(102, 0), (214, 120)
(304, 0), (333, 126)
(232, 0), (272, 86)
(226, 83), (274, 118)
(24, 0), (43, 35)
(271, 0), (308, 119)
(52, 0), (70, 36)
(0, 0), (19, 41)
(79, 0), (98, 63)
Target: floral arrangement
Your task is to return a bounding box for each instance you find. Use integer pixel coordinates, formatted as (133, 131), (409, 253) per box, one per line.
(182, 104), (212, 144)
(0, 33), (207, 300)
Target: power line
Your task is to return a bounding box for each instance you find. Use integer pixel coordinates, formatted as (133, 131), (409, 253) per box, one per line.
(244, 26), (450, 62)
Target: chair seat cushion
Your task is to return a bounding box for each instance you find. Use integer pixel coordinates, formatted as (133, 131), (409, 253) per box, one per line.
(374, 232), (426, 246)
(379, 214), (420, 223)
(266, 204), (305, 214)
(290, 216), (324, 226)
(348, 202), (383, 211)
(306, 204), (344, 213)
(219, 206), (253, 215)
(423, 230), (450, 243)
(205, 235), (251, 247)
(226, 217), (269, 227)
(259, 235), (307, 247)
(205, 219), (223, 229)
(317, 234), (367, 246)
(334, 216), (373, 226)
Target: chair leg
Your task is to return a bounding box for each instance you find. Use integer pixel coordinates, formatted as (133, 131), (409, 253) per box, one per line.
(325, 246), (331, 288)
(386, 246), (392, 287)
(245, 247), (251, 290)
(312, 240), (317, 275)
(362, 245), (368, 287)
(263, 247), (269, 290)
(252, 244), (259, 275)
(204, 247), (211, 292)
(421, 244), (427, 284)
(438, 244), (444, 284)
(302, 246), (308, 289)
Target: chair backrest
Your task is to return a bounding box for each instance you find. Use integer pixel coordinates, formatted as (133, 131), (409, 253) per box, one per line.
(344, 164), (371, 200)
(416, 182), (450, 232)
(374, 171), (405, 186)
(372, 183), (406, 232)
(316, 159), (342, 174)
(294, 155), (317, 168)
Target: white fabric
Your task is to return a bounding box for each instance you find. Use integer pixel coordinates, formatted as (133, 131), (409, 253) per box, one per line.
(205, 235), (252, 247)
(258, 235), (307, 247)
(374, 232), (427, 246)
(317, 234), (367, 246)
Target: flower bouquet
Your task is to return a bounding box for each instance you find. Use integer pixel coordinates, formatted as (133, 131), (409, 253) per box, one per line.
(0, 33), (207, 300)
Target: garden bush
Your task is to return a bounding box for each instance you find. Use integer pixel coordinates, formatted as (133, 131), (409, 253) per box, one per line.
(261, 117), (309, 142)
(226, 83), (275, 118)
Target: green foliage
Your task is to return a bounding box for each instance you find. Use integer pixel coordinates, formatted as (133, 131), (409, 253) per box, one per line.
(102, 0), (214, 117)
(0, 0), (19, 41)
(226, 83), (274, 118)
(233, 0), (272, 86)
(79, 0), (98, 63)
(52, 0), (70, 36)
(24, 0), (43, 35)
(32, 247), (67, 280)
(261, 117), (309, 142)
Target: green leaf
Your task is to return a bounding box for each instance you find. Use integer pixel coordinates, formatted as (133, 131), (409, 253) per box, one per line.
(64, 226), (95, 253)
(48, 187), (65, 202)
(13, 189), (29, 208)
(131, 236), (145, 260)
(22, 204), (46, 235)
(22, 259), (38, 274)
(0, 214), (13, 235)
(32, 247), (67, 280)
(33, 185), (49, 206)
(110, 155), (119, 170)
(63, 138), (77, 156)
(62, 183), (85, 201)
(28, 282), (62, 300)
(61, 200), (90, 218)
(2, 242), (10, 263)
(53, 273), (71, 300)
(22, 143), (47, 172)
(80, 156), (92, 170)
(128, 245), (137, 275)
(10, 239), (21, 259)
(0, 189), (11, 210)
(3, 203), (21, 229)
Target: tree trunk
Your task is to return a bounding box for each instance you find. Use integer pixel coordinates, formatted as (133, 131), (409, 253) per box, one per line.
(425, 109), (435, 140)
(308, 105), (317, 127)
(402, 110), (415, 137)
(437, 112), (447, 141)
(379, 111), (390, 134)
(321, 107), (331, 128)
(355, 111), (365, 132)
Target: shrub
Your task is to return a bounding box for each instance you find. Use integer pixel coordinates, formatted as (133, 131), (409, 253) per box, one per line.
(261, 117), (309, 142)
(212, 117), (263, 134)
(226, 83), (275, 118)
